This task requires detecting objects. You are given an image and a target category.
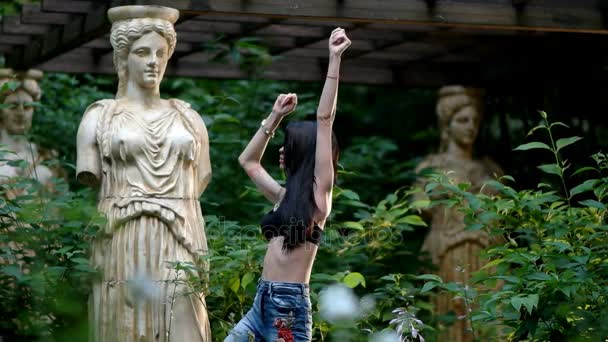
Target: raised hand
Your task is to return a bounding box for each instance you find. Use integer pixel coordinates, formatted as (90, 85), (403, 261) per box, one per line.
(272, 93), (298, 117)
(329, 27), (351, 57)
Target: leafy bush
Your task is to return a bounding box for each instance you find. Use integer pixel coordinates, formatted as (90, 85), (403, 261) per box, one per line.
(418, 111), (608, 341)
(0, 170), (102, 340)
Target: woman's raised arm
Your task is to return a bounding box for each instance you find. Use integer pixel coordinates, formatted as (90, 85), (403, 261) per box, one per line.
(314, 28), (351, 209)
(238, 93), (297, 203)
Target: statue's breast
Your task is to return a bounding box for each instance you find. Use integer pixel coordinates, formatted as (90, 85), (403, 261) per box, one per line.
(109, 115), (196, 163)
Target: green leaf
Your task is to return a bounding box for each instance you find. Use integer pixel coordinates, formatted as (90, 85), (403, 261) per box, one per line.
(571, 166), (598, 177)
(513, 142), (552, 152)
(550, 122), (569, 129)
(421, 281), (438, 293)
(343, 272), (366, 288)
(556, 136), (582, 151)
(511, 294), (539, 313)
(229, 277), (240, 293)
(410, 199), (430, 209)
(212, 113), (240, 124)
(399, 215), (427, 227)
(71, 257), (90, 264)
(578, 199), (606, 209)
(341, 189), (360, 201)
(415, 274), (443, 283)
(538, 164), (561, 176)
(570, 179), (598, 197)
(527, 272), (551, 281)
(342, 221), (365, 230)
(527, 124), (547, 137)
(463, 192), (481, 212)
(2, 265), (22, 280)
(241, 272), (255, 289)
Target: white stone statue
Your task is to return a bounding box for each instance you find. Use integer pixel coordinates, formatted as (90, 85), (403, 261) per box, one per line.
(0, 69), (55, 196)
(76, 6), (212, 341)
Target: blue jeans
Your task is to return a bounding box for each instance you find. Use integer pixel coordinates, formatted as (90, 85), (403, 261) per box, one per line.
(224, 278), (313, 341)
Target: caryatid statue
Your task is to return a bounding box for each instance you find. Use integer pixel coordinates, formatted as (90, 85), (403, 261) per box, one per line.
(416, 85), (502, 342)
(0, 69), (56, 196)
(76, 6), (212, 341)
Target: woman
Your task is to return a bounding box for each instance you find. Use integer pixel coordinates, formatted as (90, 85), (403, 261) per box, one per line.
(76, 6), (211, 341)
(416, 85), (502, 342)
(228, 28), (351, 341)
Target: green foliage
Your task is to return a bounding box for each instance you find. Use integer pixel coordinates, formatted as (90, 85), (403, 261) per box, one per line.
(417, 111), (608, 341)
(0, 156), (101, 340)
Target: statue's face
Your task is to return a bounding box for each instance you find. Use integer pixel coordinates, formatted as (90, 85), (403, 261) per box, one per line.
(127, 31), (169, 89)
(1, 89), (34, 134)
(448, 105), (479, 148)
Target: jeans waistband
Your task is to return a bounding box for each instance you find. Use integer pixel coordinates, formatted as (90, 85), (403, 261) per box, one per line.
(257, 278), (309, 295)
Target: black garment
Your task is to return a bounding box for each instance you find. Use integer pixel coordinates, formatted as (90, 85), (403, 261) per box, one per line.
(261, 209), (323, 246)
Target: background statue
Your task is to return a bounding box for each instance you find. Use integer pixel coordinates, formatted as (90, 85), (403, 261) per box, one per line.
(0, 69), (56, 196)
(416, 85), (503, 342)
(76, 6), (212, 341)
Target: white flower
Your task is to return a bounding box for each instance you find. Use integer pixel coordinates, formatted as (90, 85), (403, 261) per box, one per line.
(319, 284), (360, 322)
(128, 273), (162, 303)
(369, 330), (400, 342)
(360, 294), (377, 315)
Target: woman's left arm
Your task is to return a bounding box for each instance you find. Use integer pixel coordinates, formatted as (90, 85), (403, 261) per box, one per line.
(314, 28), (351, 212)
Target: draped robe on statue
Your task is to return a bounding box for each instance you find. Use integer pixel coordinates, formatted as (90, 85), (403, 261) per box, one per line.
(417, 153), (502, 342)
(78, 99), (211, 341)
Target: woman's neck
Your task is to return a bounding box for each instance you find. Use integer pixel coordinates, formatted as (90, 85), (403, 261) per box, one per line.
(446, 141), (473, 160)
(123, 81), (161, 109)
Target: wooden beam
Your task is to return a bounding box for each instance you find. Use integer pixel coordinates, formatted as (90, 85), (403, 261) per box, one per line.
(2, 16), (49, 35)
(12, 0), (115, 69)
(21, 3), (71, 25)
(172, 19), (274, 61)
(0, 35), (30, 45)
(151, 0), (608, 34)
(41, 0), (97, 14)
(36, 47), (400, 84)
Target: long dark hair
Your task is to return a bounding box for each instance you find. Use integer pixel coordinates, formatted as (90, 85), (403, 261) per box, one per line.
(262, 120), (339, 252)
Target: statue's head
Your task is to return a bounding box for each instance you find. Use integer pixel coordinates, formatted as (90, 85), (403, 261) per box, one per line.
(108, 6), (178, 98)
(436, 85), (484, 152)
(0, 69), (42, 135)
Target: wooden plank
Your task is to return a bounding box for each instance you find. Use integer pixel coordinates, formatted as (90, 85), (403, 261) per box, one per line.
(0, 35), (30, 45)
(255, 24), (325, 38)
(173, 19), (274, 61)
(14, 1), (114, 69)
(2, 16), (49, 35)
(87, 0), (600, 35)
(158, 0), (608, 34)
(176, 20), (242, 34)
(37, 47), (398, 84)
(0, 45), (14, 53)
(41, 0), (97, 14)
(21, 3), (71, 25)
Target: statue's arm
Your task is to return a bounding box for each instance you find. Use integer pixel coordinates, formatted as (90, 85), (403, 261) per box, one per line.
(76, 104), (102, 187)
(193, 110), (212, 196)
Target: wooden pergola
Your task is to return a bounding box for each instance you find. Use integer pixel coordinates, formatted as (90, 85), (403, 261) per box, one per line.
(2, 0), (608, 86)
